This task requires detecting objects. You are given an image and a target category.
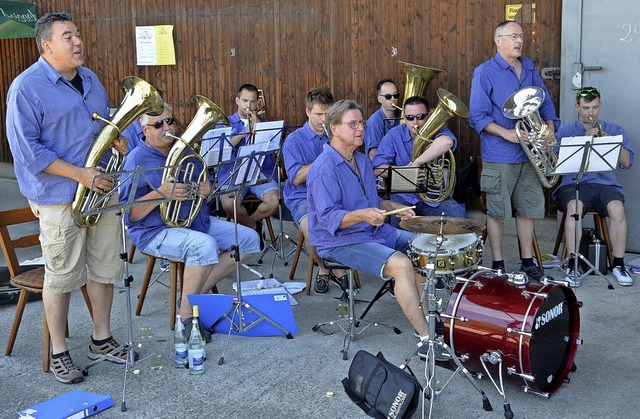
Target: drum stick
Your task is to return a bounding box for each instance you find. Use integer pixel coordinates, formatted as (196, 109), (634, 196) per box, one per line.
(382, 205), (416, 216)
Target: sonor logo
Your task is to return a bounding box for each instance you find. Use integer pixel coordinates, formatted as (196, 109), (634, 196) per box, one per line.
(387, 389), (407, 419)
(535, 302), (564, 330)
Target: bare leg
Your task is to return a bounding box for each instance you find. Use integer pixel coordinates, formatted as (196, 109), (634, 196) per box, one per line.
(201, 251), (250, 292)
(607, 200), (627, 257)
(486, 216), (504, 261)
(180, 265), (214, 319)
(564, 199), (584, 255)
(249, 189), (278, 223)
(85, 280), (114, 341)
(43, 290), (71, 354)
(515, 217), (535, 259)
(222, 193), (255, 229)
(383, 253), (429, 337)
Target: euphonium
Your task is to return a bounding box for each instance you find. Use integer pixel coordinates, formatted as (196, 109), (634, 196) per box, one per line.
(71, 77), (164, 227)
(394, 61), (444, 118)
(412, 89), (469, 203)
(502, 87), (559, 188)
(160, 96), (230, 228)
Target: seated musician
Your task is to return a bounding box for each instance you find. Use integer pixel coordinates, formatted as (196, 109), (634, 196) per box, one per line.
(119, 103), (261, 331)
(372, 96), (467, 227)
(364, 78), (402, 160)
(554, 87), (635, 287)
(282, 88), (345, 294)
(307, 99), (440, 359)
(217, 84), (279, 248)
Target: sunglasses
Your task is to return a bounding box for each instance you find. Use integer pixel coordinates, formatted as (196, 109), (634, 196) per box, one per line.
(576, 87), (600, 100)
(405, 113), (428, 121)
(146, 117), (175, 129)
(380, 93), (400, 100)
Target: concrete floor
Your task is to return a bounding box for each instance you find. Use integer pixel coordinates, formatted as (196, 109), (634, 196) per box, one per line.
(1, 165), (639, 419)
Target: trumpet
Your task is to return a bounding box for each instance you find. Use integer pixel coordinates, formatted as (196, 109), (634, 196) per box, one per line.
(589, 116), (604, 137)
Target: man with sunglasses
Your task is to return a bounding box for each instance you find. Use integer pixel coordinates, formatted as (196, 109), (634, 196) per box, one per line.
(553, 87), (634, 287)
(6, 12), (131, 384)
(119, 104), (261, 332)
(364, 79), (402, 160)
(372, 96), (467, 226)
(469, 20), (559, 281)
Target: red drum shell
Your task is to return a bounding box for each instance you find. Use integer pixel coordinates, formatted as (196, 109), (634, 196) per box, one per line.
(444, 272), (580, 394)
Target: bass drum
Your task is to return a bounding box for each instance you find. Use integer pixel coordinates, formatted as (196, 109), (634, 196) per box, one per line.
(444, 272), (580, 394)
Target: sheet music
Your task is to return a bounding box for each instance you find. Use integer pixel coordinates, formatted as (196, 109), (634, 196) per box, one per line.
(252, 120), (284, 152)
(554, 135), (622, 175)
(389, 166), (422, 193)
(233, 143), (266, 186)
(200, 126), (233, 166)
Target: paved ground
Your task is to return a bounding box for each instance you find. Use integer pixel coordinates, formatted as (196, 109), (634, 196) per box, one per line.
(1, 164), (639, 418)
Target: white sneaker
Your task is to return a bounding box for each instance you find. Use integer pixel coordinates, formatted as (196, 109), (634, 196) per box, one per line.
(613, 266), (633, 286)
(564, 267), (581, 288)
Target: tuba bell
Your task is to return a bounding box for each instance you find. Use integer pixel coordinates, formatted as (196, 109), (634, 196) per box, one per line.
(502, 87), (559, 188)
(72, 77), (164, 227)
(160, 96), (230, 228)
(394, 61), (443, 119)
(412, 89), (469, 203)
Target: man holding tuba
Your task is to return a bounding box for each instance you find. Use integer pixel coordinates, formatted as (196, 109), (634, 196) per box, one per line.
(6, 13), (131, 384)
(373, 96), (467, 227)
(554, 87), (634, 287)
(469, 20), (559, 281)
(119, 103), (261, 332)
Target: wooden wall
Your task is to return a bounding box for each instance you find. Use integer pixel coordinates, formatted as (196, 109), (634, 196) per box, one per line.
(0, 0), (562, 176)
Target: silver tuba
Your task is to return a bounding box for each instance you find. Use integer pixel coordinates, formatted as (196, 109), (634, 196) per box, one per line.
(502, 86), (559, 188)
(160, 96), (229, 228)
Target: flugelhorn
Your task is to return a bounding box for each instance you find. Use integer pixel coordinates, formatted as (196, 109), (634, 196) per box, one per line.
(160, 96), (230, 228)
(502, 87), (559, 188)
(412, 89), (469, 203)
(72, 77), (164, 227)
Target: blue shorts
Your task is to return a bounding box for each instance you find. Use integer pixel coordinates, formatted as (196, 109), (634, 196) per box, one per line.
(142, 216), (261, 266)
(322, 229), (416, 279)
(290, 199), (308, 225)
(242, 179), (278, 200)
(555, 183), (625, 216)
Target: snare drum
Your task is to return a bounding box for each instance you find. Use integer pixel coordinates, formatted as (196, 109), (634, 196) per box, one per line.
(408, 233), (482, 275)
(445, 272), (580, 394)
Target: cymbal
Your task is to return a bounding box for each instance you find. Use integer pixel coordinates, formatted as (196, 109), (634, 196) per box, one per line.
(399, 216), (485, 235)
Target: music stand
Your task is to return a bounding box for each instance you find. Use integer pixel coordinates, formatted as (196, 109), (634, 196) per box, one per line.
(209, 149), (294, 365)
(551, 135), (623, 289)
(80, 164), (179, 411)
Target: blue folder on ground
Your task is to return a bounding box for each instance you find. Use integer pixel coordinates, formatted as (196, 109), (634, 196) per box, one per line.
(18, 390), (113, 419)
(188, 293), (298, 337)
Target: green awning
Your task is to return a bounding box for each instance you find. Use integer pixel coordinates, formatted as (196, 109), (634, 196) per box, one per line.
(0, 0), (37, 39)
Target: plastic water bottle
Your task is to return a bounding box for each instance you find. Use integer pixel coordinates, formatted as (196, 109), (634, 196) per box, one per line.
(188, 306), (205, 375)
(174, 314), (187, 368)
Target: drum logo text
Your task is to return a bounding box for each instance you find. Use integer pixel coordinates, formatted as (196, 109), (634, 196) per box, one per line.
(387, 389), (408, 418)
(535, 302), (564, 330)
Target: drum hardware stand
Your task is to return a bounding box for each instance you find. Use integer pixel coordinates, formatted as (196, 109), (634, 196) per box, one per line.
(406, 216), (492, 419)
(210, 150), (294, 365)
(553, 138), (618, 290)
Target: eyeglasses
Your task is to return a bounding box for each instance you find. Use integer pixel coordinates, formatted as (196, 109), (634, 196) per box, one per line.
(380, 93), (400, 100)
(405, 113), (428, 121)
(576, 87), (601, 100)
(498, 33), (525, 40)
(146, 117), (175, 129)
(341, 120), (366, 129)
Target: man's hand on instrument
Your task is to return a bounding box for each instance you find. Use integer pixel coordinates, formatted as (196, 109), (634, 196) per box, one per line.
(80, 166), (114, 192)
(197, 180), (212, 199)
(111, 136), (129, 155)
(504, 129), (523, 144)
(361, 207), (386, 226)
(160, 179), (189, 201)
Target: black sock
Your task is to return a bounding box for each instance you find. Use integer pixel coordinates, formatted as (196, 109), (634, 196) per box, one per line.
(91, 335), (113, 345)
(613, 257), (625, 268)
(51, 350), (68, 359)
(521, 258), (534, 268)
(492, 260), (505, 270)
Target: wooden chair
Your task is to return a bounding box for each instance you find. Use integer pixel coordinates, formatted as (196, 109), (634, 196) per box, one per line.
(0, 207), (93, 372)
(553, 211), (614, 270)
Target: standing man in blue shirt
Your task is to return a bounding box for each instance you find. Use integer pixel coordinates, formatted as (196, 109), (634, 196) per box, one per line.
(373, 96), (467, 227)
(283, 88), (345, 293)
(553, 87), (634, 287)
(307, 100), (437, 358)
(364, 79), (402, 160)
(6, 13), (130, 384)
(469, 20), (559, 281)
(218, 84), (279, 248)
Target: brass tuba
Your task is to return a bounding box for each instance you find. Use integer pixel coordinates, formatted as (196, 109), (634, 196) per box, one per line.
(412, 89), (469, 203)
(502, 87), (558, 188)
(72, 77), (164, 227)
(160, 96), (230, 228)
(393, 61), (443, 119)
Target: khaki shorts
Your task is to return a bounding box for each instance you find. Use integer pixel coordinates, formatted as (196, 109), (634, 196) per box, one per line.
(29, 197), (123, 294)
(480, 161), (544, 221)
